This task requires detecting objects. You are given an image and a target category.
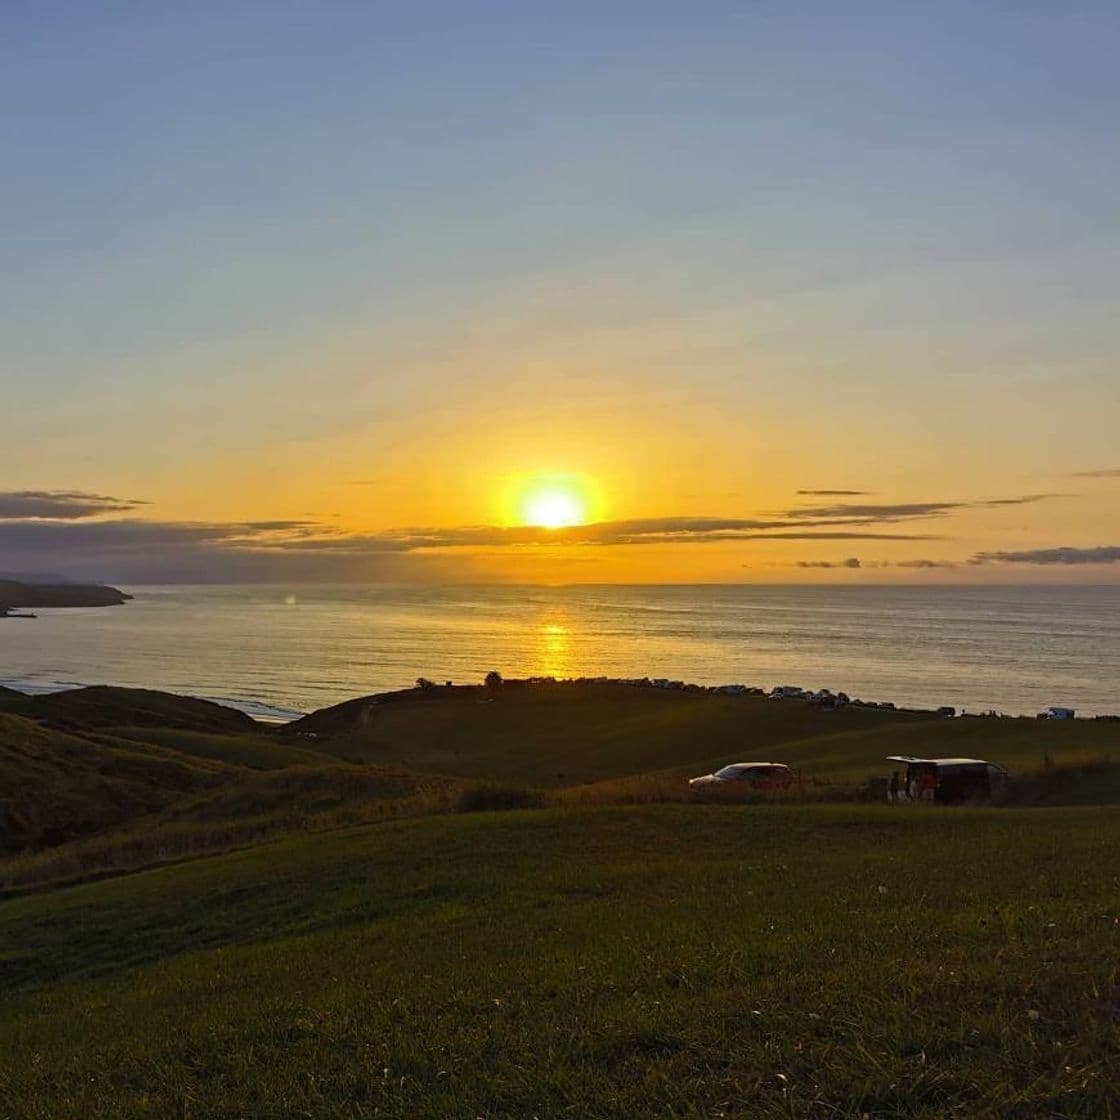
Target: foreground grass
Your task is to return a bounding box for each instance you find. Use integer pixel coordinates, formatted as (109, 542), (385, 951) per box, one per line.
(0, 804), (1116, 1118)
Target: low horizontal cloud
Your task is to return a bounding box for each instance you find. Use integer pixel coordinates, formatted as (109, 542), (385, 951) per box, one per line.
(891, 558), (959, 569)
(244, 519), (939, 552)
(790, 557), (958, 570)
(795, 489), (872, 497)
(0, 490), (146, 520)
(1073, 469), (1120, 479)
(0, 512), (940, 582)
(784, 494), (1060, 523)
(2, 485), (1071, 583)
(796, 557), (861, 569)
(972, 546), (1120, 566)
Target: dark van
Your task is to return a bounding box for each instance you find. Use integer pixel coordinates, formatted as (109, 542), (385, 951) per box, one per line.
(887, 756), (1009, 804)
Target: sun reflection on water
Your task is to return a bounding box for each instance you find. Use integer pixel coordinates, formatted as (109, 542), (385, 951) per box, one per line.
(536, 621), (571, 679)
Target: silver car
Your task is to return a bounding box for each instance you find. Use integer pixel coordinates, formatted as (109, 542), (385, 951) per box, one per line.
(689, 762), (794, 790)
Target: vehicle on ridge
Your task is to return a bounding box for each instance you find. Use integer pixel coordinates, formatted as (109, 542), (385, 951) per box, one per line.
(886, 755), (1009, 803)
(688, 762), (795, 790)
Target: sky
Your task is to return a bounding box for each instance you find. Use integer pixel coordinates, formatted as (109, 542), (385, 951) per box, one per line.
(2, 1), (1119, 583)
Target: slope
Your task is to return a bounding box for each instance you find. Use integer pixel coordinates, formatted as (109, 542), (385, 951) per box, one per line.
(0, 803), (1116, 1118)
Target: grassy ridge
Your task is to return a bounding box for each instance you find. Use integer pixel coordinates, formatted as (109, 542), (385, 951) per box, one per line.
(0, 684), (256, 734)
(290, 684), (928, 782)
(0, 804), (1117, 1117)
(290, 682), (1118, 787)
(3, 681), (1117, 884)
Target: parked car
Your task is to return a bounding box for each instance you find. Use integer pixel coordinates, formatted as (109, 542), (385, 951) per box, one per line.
(689, 762), (795, 790)
(769, 686), (806, 700)
(1038, 706), (1075, 720)
(886, 755), (1009, 803)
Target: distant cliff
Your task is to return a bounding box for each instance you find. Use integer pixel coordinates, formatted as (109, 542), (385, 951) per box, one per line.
(0, 580), (131, 611)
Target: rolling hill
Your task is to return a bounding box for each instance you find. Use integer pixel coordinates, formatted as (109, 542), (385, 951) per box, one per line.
(0, 802), (1116, 1117)
(0, 711), (232, 853)
(286, 680), (1118, 788)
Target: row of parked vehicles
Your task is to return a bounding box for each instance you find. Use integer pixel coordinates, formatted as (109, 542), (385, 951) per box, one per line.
(688, 755), (1011, 803)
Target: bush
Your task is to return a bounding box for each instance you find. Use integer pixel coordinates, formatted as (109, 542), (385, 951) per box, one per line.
(456, 784), (544, 813)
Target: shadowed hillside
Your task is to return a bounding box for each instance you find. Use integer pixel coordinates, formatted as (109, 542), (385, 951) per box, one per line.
(2, 680), (1117, 888)
(0, 712), (233, 853)
(0, 685), (257, 734)
(286, 680), (1118, 787)
(286, 681), (924, 784)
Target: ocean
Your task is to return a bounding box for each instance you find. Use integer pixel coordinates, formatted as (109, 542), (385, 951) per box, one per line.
(1, 584), (1118, 720)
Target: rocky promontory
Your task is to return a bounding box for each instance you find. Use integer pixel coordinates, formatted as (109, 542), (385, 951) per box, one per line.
(0, 580), (131, 615)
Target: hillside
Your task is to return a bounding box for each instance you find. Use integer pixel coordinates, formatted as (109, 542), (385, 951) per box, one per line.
(0, 712), (233, 853)
(6, 685), (259, 734)
(2, 679), (1117, 888)
(287, 681), (1118, 788)
(0, 803), (1116, 1117)
(1, 679), (1118, 1114)
(287, 681), (923, 784)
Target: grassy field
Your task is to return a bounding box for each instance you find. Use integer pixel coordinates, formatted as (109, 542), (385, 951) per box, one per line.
(1, 681), (1117, 1116)
(0, 803), (1117, 1118)
(2, 681), (1118, 887)
(286, 682), (1120, 787)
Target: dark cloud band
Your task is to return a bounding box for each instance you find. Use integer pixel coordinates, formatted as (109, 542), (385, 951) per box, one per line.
(972, 546), (1120, 565)
(0, 490), (147, 520)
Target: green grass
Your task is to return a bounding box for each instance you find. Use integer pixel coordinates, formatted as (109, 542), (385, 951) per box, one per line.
(111, 725), (339, 770)
(0, 803), (1116, 1118)
(0, 713), (232, 853)
(3, 684), (1119, 1115)
(3, 685), (257, 734)
(289, 683), (1120, 789)
(289, 684), (927, 783)
(0, 763), (472, 893)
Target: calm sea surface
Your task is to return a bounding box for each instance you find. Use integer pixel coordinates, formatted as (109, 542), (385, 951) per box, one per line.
(1, 584), (1118, 719)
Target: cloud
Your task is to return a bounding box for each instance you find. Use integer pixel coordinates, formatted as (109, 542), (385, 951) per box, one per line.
(784, 494), (1061, 523)
(248, 519), (938, 551)
(785, 555), (960, 570)
(796, 557), (862, 569)
(0, 490), (146, 520)
(795, 489), (872, 497)
(890, 558), (959, 569)
(0, 511), (942, 583)
(1073, 469), (1120, 478)
(971, 546), (1120, 566)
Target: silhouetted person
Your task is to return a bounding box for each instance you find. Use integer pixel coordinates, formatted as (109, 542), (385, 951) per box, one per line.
(889, 770), (901, 803)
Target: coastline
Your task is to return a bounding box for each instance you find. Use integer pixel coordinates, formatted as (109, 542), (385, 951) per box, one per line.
(3, 584), (1117, 718)
(2, 672), (1113, 725)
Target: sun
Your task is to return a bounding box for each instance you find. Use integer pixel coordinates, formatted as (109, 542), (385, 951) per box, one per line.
(524, 487), (584, 529)
(501, 472), (602, 530)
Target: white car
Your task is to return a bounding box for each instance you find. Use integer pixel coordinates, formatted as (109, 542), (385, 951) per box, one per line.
(689, 762), (795, 790)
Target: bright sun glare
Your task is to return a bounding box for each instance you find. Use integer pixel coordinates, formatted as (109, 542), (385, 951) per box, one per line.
(503, 473), (601, 530)
(524, 487), (585, 529)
